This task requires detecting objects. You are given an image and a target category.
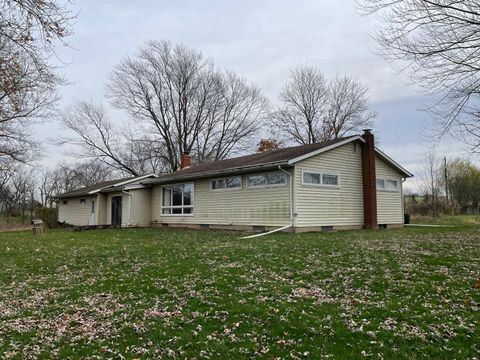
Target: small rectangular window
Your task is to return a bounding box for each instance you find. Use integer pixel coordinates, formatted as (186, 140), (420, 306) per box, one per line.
(80, 199), (86, 204)
(247, 172), (287, 188)
(303, 172), (321, 185)
(303, 171), (339, 187)
(386, 180), (398, 190)
(211, 176), (241, 190)
(248, 175), (266, 187)
(266, 173), (286, 185)
(322, 174), (338, 186)
(376, 178), (398, 191)
(376, 179), (385, 190)
(63, 200), (68, 205)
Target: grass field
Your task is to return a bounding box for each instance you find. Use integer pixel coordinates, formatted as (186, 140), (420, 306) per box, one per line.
(411, 215), (480, 226)
(0, 226), (479, 359)
(0, 213), (33, 231)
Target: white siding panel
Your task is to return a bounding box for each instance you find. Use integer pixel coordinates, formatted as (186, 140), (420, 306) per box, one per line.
(294, 142), (364, 227)
(96, 193), (107, 225)
(130, 188), (151, 227)
(58, 196), (94, 226)
(376, 156), (404, 225)
(151, 173), (291, 227)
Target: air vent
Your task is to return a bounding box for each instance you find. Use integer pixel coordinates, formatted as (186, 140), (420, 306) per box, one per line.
(321, 226), (334, 232)
(252, 225), (266, 233)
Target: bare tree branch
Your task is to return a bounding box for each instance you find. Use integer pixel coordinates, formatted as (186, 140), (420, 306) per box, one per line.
(271, 65), (375, 144)
(107, 40), (269, 171)
(358, 0), (480, 151)
(0, 0), (73, 163)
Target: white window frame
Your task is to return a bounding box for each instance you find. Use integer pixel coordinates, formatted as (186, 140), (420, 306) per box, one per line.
(210, 176), (242, 191)
(247, 171), (288, 189)
(161, 182), (195, 216)
(301, 169), (340, 188)
(376, 178), (399, 192)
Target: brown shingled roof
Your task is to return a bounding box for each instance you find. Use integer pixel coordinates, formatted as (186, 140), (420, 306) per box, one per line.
(55, 177), (136, 199)
(55, 174), (160, 199)
(55, 136), (412, 198)
(146, 136), (357, 184)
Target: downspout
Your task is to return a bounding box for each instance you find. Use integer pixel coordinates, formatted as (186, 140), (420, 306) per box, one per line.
(402, 177), (406, 225)
(278, 165), (294, 227)
(122, 190), (133, 227)
(240, 165), (294, 239)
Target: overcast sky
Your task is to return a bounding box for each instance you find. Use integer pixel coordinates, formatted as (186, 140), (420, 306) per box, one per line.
(37, 0), (475, 191)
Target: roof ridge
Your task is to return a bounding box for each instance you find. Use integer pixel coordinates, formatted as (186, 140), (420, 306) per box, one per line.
(174, 136), (353, 174)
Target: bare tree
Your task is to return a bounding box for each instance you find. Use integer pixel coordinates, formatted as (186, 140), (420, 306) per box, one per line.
(420, 150), (443, 217)
(107, 40), (269, 171)
(10, 169), (35, 224)
(0, 158), (17, 190)
(0, 166), (36, 224)
(39, 169), (57, 207)
(359, 0), (480, 151)
(272, 65), (375, 145)
(0, 0), (73, 163)
(72, 160), (115, 187)
(323, 76), (376, 140)
(39, 160), (113, 207)
(61, 101), (147, 176)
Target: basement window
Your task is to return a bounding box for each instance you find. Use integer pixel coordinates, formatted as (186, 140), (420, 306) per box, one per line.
(211, 176), (241, 190)
(302, 170), (339, 187)
(161, 183), (194, 215)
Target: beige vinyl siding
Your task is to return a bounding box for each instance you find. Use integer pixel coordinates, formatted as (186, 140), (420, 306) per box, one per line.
(376, 156), (404, 225)
(105, 192), (130, 226)
(294, 142), (364, 227)
(129, 188), (151, 227)
(96, 193), (108, 225)
(151, 173), (291, 227)
(58, 196), (94, 226)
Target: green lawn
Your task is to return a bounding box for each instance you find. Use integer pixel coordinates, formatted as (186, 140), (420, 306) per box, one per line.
(0, 227), (479, 359)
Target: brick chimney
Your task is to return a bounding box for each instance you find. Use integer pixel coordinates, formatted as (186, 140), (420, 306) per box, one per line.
(180, 152), (192, 170)
(361, 129), (377, 229)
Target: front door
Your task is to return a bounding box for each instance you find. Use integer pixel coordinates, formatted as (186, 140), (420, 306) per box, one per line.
(88, 199), (95, 226)
(111, 196), (122, 226)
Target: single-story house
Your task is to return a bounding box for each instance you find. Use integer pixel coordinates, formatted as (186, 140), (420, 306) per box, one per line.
(56, 130), (413, 232)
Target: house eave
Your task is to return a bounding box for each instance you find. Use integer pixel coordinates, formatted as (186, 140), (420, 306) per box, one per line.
(143, 161), (292, 185)
(375, 148), (414, 178)
(287, 136), (365, 164)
